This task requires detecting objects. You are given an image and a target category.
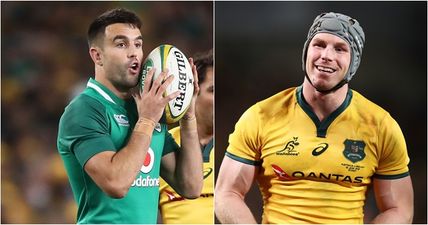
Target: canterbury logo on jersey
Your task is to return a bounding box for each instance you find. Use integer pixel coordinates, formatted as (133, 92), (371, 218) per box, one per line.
(271, 164), (364, 183)
(276, 137), (300, 156)
(113, 114), (129, 126)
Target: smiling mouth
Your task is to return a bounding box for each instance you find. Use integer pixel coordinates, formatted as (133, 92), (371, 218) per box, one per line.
(316, 65), (336, 73)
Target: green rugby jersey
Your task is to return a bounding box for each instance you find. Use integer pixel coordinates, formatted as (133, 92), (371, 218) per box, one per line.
(57, 78), (179, 224)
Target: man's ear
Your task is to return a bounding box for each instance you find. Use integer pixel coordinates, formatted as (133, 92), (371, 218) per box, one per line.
(89, 47), (103, 66)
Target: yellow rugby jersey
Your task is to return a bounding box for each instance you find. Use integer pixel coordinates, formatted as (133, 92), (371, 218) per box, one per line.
(159, 127), (214, 224)
(227, 86), (410, 224)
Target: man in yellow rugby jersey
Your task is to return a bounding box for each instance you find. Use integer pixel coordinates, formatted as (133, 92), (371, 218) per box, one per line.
(159, 49), (214, 224)
(215, 12), (413, 224)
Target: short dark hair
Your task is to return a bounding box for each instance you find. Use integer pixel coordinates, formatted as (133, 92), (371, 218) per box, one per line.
(194, 49), (213, 85)
(87, 8), (142, 47)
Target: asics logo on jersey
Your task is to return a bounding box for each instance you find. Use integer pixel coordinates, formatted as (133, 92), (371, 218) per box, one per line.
(113, 114), (129, 126)
(203, 168), (213, 179)
(312, 143), (329, 156)
(276, 137), (300, 156)
(272, 164), (364, 183)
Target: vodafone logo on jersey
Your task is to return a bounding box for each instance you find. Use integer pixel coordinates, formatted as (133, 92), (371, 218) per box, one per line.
(131, 148), (159, 187)
(141, 148), (155, 173)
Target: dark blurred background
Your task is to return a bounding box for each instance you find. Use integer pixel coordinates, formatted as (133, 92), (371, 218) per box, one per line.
(215, 1), (426, 224)
(1, 1), (212, 223)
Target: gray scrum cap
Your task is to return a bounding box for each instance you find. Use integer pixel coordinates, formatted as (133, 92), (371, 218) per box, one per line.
(302, 12), (365, 83)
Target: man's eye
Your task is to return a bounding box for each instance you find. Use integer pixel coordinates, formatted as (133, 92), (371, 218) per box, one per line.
(117, 43), (126, 48)
(336, 47), (348, 53)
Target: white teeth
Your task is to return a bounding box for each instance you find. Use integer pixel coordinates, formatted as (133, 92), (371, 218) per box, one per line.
(316, 66), (335, 73)
(131, 63), (138, 69)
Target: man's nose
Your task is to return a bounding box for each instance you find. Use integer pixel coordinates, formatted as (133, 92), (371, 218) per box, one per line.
(128, 46), (142, 59)
(128, 48), (137, 58)
(320, 47), (334, 62)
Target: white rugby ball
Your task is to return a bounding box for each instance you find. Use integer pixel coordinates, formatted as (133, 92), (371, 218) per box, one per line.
(140, 44), (194, 124)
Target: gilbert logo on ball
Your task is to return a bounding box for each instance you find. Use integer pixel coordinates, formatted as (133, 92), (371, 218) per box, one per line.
(140, 44), (194, 124)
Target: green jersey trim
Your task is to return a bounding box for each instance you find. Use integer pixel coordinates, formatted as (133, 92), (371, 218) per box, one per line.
(226, 151), (262, 166)
(87, 78), (126, 107)
(87, 81), (115, 104)
(373, 172), (410, 180)
(296, 86), (353, 138)
(203, 139), (214, 162)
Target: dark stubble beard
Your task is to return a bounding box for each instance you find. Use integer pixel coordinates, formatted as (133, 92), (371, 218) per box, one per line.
(108, 66), (139, 93)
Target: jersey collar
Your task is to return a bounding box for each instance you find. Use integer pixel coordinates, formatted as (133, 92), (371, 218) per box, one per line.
(296, 86), (353, 138)
(86, 78), (126, 107)
(202, 138), (214, 163)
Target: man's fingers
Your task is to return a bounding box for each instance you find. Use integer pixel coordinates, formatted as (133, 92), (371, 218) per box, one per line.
(189, 57), (200, 95)
(152, 69), (168, 94)
(164, 91), (180, 103)
(143, 67), (155, 94)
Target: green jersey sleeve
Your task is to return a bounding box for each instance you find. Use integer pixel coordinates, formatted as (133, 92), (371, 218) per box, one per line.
(58, 94), (116, 167)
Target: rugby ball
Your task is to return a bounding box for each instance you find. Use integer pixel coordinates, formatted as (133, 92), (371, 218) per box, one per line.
(140, 44), (194, 124)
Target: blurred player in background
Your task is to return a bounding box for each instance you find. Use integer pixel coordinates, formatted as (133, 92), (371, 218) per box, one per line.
(57, 8), (203, 223)
(159, 49), (214, 224)
(215, 12), (413, 223)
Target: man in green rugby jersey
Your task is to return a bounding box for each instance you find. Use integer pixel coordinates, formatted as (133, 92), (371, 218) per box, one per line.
(57, 8), (203, 224)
